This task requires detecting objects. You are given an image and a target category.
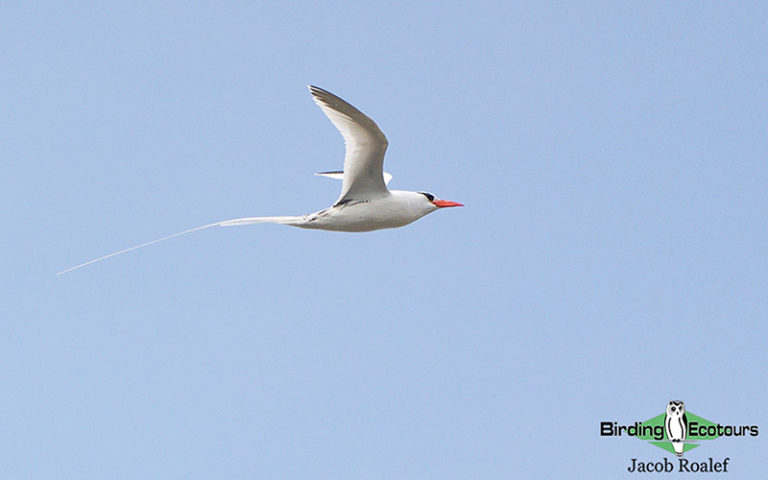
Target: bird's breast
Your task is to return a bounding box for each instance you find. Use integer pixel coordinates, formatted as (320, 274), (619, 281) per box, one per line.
(299, 197), (427, 232)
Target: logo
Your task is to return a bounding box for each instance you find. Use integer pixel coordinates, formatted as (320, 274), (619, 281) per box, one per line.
(600, 400), (759, 473)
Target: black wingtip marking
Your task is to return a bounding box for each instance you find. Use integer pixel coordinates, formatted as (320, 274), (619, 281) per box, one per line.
(308, 86), (343, 105)
(309, 85), (329, 95)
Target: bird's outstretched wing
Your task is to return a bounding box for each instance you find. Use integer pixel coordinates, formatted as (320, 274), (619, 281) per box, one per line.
(308, 86), (389, 204)
(315, 170), (393, 185)
(57, 216), (303, 275)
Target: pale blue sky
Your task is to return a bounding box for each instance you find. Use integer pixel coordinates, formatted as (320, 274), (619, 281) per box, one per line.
(2, 2), (767, 478)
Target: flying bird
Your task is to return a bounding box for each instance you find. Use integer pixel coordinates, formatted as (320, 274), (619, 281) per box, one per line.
(58, 86), (462, 275)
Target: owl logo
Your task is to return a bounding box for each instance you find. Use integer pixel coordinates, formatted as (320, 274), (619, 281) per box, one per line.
(665, 400), (687, 457)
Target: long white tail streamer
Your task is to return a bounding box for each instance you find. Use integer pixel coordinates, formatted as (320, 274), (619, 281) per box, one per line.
(57, 216), (303, 275)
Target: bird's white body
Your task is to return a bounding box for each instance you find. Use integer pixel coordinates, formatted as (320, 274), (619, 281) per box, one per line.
(59, 86), (461, 274)
(226, 190), (439, 232)
(307, 190), (441, 231)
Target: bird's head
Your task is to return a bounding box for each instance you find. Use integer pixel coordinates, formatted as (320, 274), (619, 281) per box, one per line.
(418, 191), (464, 210)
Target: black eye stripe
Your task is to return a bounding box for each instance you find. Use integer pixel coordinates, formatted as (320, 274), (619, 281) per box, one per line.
(419, 192), (435, 202)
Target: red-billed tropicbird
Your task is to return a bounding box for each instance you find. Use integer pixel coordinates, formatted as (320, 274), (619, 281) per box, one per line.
(58, 86), (462, 274)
